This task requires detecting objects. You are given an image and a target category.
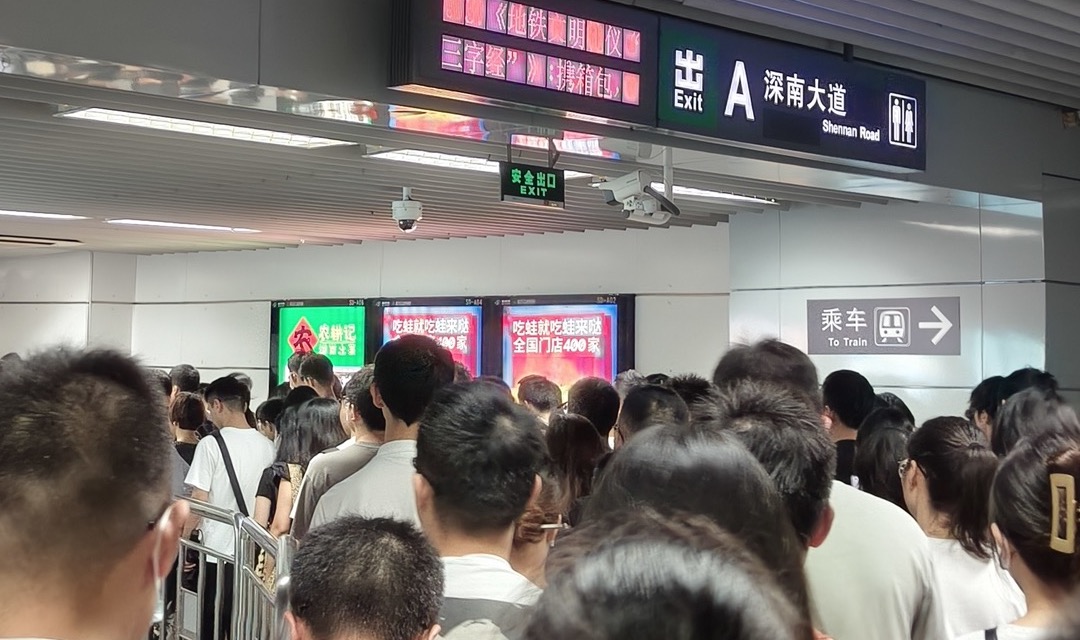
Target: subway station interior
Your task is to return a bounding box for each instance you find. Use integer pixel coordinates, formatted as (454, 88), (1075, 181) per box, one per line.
(2, 2), (1080, 638)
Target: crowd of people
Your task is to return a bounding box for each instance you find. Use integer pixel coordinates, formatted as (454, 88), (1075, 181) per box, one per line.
(3, 338), (1080, 640)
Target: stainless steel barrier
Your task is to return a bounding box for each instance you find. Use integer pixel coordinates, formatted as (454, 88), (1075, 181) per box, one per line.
(169, 499), (238, 640)
(233, 514), (297, 640)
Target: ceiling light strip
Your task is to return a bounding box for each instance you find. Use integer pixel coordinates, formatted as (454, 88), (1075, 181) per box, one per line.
(369, 149), (592, 179)
(107, 219), (260, 233)
(0, 210), (89, 220)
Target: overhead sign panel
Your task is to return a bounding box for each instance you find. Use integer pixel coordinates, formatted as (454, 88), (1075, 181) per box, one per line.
(500, 161), (565, 207)
(656, 17), (926, 170)
(391, 0), (659, 126)
(807, 297), (960, 355)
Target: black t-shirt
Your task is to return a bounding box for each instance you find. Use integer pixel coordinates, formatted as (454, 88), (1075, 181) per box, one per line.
(257, 463), (290, 525)
(175, 441), (197, 466)
(835, 439), (856, 485)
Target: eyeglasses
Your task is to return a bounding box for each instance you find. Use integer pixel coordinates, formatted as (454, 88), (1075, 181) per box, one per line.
(539, 522), (570, 531)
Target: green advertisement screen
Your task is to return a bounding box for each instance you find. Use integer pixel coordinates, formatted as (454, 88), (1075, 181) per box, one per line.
(275, 303), (367, 384)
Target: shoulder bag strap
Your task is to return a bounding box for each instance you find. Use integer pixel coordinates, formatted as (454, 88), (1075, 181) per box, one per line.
(210, 430), (249, 516)
(985, 629), (998, 640)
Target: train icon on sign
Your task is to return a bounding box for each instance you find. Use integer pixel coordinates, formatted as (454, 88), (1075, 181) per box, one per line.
(874, 307), (911, 347)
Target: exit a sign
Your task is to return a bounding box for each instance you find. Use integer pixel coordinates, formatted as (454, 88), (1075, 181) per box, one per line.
(500, 162), (565, 208)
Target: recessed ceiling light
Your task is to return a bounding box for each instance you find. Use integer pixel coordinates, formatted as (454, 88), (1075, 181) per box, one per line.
(107, 219), (260, 233)
(649, 183), (779, 206)
(0, 210), (89, 220)
(58, 108), (356, 149)
(369, 149), (592, 179)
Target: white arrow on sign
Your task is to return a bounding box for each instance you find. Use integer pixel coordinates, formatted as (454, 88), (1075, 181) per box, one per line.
(918, 305), (954, 345)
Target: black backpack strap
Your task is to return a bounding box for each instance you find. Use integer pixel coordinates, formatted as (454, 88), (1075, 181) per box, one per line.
(210, 430), (249, 516)
(985, 629), (998, 640)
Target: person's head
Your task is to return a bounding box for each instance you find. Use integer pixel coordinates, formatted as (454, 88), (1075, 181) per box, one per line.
(287, 516), (443, 640)
(373, 335), (456, 427)
(270, 381), (292, 400)
(299, 354), (337, 398)
(645, 372), (672, 386)
(992, 387), (1080, 457)
(414, 383), (546, 541)
(1003, 367), (1059, 399)
(991, 431), (1080, 597)
(0, 349), (189, 640)
(615, 384), (690, 448)
(713, 340), (820, 408)
(546, 413), (606, 507)
(567, 377), (621, 440)
(967, 375), (1008, 438)
(203, 375), (252, 426)
(287, 351), (307, 389)
(854, 409), (913, 510)
(228, 371), (254, 391)
(821, 370), (876, 432)
(612, 369), (646, 399)
(530, 509), (809, 640)
(295, 398), (348, 468)
(255, 398), (285, 440)
(666, 374), (722, 419)
(901, 417), (999, 559)
(170, 391), (207, 434)
(705, 379), (836, 549)
(477, 375), (513, 398)
(285, 385), (320, 410)
(518, 375), (563, 420)
(585, 426), (810, 621)
(511, 465), (568, 587)
(453, 362), (472, 383)
(169, 364), (200, 396)
(150, 369), (172, 402)
(875, 392), (915, 425)
(341, 365), (386, 437)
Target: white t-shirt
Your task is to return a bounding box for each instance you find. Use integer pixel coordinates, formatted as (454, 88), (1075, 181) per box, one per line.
(309, 439), (421, 529)
(927, 538), (1026, 637)
(805, 481), (949, 640)
(443, 555), (542, 606)
(956, 624), (1050, 640)
(185, 427), (275, 563)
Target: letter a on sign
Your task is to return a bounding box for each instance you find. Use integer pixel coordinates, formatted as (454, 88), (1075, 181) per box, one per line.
(724, 61), (755, 121)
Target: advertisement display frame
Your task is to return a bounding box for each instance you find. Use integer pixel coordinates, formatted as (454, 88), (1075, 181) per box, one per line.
(368, 296), (486, 376)
(269, 298), (368, 391)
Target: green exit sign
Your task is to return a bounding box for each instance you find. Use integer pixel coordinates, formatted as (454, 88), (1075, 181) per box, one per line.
(500, 162), (565, 208)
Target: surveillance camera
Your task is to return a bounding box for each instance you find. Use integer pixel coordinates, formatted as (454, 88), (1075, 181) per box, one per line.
(392, 187), (423, 234)
(593, 170), (681, 226)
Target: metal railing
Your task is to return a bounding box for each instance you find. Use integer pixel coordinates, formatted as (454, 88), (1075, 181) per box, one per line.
(165, 499), (295, 640)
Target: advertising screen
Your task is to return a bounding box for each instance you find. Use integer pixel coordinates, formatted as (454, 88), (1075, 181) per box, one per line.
(488, 295), (634, 395)
(379, 304), (484, 376)
(271, 300), (367, 385)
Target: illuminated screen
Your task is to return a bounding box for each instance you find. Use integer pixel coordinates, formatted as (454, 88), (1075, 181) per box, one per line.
(501, 303), (618, 394)
(382, 306), (483, 376)
(275, 304), (366, 384)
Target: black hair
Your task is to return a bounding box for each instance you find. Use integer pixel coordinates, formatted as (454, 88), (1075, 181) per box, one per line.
(0, 349), (172, 577)
(822, 370), (876, 431)
(518, 375), (563, 413)
(530, 510), (808, 640)
(171, 391), (207, 432)
(374, 335), (456, 426)
(992, 388), (1080, 457)
(228, 371), (254, 391)
(284, 386), (320, 410)
(204, 375), (251, 413)
(169, 364), (201, 394)
(908, 417), (1000, 559)
(416, 383), (546, 533)
(704, 379), (836, 544)
(713, 340), (820, 408)
(151, 369), (173, 399)
(477, 375), (513, 397)
(992, 431), (1080, 590)
(299, 354), (336, 386)
(876, 392), (915, 425)
(1003, 367), (1059, 399)
(515, 464), (568, 546)
(645, 372), (672, 386)
(618, 384), (690, 438)
(666, 374), (721, 410)
(967, 376), (1008, 424)
(295, 398), (348, 469)
(567, 377), (621, 439)
(270, 381), (292, 400)
(255, 398), (285, 428)
(289, 516), (443, 640)
(547, 413), (607, 512)
(612, 370), (646, 398)
(287, 351), (306, 375)
(854, 408), (914, 510)
(453, 362), (473, 383)
(585, 426), (811, 622)
(342, 365), (386, 432)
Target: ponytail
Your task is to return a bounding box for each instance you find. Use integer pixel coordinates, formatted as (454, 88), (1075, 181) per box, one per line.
(950, 442), (999, 559)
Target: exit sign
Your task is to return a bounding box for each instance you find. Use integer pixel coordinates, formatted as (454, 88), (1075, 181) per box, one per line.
(500, 162), (565, 208)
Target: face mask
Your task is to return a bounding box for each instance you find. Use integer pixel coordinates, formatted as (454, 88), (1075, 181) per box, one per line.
(151, 504), (176, 625)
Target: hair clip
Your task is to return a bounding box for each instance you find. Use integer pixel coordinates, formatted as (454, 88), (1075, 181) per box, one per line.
(1050, 473), (1076, 554)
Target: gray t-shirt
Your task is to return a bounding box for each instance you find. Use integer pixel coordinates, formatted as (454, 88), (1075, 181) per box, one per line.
(310, 439), (422, 530)
(291, 441), (380, 540)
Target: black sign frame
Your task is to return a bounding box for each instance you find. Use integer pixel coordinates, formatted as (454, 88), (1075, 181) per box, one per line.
(499, 161), (566, 207)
